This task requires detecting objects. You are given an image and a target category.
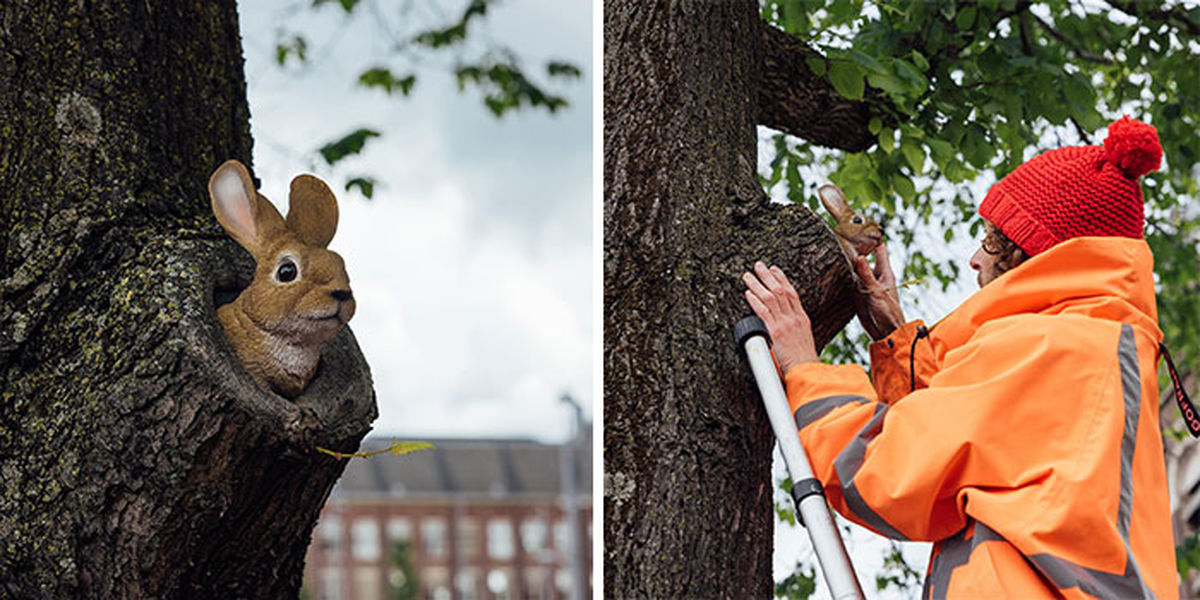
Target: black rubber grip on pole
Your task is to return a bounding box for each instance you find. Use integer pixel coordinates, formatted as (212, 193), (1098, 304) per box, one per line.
(734, 315), (769, 347)
(791, 478), (825, 527)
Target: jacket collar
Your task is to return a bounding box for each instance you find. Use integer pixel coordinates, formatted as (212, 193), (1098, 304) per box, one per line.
(932, 236), (1161, 351)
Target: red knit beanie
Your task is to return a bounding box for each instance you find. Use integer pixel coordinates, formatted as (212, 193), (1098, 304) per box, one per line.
(979, 116), (1162, 256)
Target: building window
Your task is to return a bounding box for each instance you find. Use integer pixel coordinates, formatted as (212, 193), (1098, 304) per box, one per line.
(354, 566), (380, 599)
(319, 567), (343, 600)
(524, 567), (549, 600)
(421, 518), (447, 559)
(422, 567), (450, 600)
(487, 568), (512, 600)
(554, 521), (570, 555)
(487, 518), (515, 560)
(318, 516), (344, 556)
(520, 518), (547, 555)
(456, 568), (479, 600)
(555, 569), (572, 595)
(388, 518), (413, 542)
(351, 519), (381, 562)
(458, 517), (481, 561)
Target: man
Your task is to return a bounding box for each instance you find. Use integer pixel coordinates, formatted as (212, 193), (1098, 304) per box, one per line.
(743, 116), (1177, 598)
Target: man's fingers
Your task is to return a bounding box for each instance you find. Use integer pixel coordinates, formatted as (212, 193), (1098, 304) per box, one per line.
(754, 261), (785, 293)
(744, 290), (773, 325)
(769, 265), (803, 313)
(742, 271), (773, 302)
(855, 256), (879, 286)
(874, 243), (894, 283)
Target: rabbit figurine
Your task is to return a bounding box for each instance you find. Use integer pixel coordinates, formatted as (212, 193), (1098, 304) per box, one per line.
(818, 183), (883, 264)
(208, 159), (356, 399)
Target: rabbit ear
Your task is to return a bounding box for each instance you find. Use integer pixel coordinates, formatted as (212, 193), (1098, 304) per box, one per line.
(209, 160), (287, 256)
(286, 174), (339, 248)
(818, 184), (854, 221)
(210, 160), (262, 253)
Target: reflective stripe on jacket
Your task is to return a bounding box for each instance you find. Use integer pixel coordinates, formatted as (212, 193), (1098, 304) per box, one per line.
(784, 237), (1176, 599)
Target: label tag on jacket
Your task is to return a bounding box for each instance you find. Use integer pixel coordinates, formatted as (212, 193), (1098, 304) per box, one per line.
(1161, 343), (1200, 438)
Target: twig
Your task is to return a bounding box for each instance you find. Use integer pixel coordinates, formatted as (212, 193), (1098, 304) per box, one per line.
(1030, 11), (1114, 65)
(316, 439), (434, 460)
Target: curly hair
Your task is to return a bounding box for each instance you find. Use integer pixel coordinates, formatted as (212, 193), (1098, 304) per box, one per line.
(981, 221), (1027, 276)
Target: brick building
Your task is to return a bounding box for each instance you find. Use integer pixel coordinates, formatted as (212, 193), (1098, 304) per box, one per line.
(302, 434), (592, 600)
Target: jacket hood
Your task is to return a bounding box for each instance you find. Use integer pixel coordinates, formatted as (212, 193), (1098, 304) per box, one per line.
(932, 236), (1160, 352)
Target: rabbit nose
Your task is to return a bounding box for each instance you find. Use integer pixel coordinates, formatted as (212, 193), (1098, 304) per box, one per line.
(330, 289), (352, 302)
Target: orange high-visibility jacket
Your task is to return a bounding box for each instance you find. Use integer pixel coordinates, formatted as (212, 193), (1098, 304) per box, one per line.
(784, 237), (1177, 599)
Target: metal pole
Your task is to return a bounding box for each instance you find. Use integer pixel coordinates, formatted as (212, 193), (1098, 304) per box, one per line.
(734, 316), (865, 600)
(559, 393), (588, 600)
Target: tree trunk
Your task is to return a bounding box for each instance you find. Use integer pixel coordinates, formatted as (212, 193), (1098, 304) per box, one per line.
(603, 1), (874, 596)
(0, 3), (376, 597)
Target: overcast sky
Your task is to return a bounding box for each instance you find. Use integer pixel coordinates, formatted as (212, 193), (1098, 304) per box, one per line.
(237, 0), (593, 444)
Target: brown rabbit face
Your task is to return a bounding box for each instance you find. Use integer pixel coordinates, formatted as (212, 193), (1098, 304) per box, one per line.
(819, 184), (884, 257)
(241, 235), (355, 345)
(209, 160), (355, 396)
(835, 215), (884, 256)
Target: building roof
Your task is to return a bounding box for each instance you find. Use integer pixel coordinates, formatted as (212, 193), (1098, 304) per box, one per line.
(330, 433), (593, 502)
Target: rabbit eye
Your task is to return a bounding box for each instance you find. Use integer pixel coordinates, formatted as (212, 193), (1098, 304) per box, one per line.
(852, 216), (864, 224)
(276, 259), (298, 283)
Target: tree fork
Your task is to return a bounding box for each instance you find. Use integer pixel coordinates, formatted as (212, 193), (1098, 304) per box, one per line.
(604, 0), (864, 596)
(0, 2), (375, 597)
(757, 20), (878, 152)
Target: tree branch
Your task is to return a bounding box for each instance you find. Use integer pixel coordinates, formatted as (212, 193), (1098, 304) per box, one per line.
(1018, 11), (1036, 56)
(1029, 11), (1114, 65)
(1105, 0), (1200, 36)
(756, 20), (876, 152)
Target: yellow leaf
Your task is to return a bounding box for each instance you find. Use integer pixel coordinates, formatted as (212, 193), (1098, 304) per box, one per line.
(389, 441), (435, 456)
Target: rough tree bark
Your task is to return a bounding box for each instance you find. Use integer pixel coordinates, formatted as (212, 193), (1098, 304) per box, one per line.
(0, 2), (376, 597)
(604, 1), (876, 597)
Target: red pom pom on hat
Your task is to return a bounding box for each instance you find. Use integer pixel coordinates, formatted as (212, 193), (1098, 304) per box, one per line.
(1104, 116), (1162, 178)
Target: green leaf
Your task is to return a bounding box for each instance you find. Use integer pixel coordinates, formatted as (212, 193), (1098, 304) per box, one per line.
(892, 173), (916, 201)
(828, 61), (865, 100)
(962, 124), (993, 169)
(312, 0), (360, 12)
(357, 68), (417, 96)
(805, 56), (827, 77)
(775, 563), (817, 600)
(868, 117), (882, 135)
(1063, 73), (1095, 111)
(827, 0), (858, 22)
(275, 36), (308, 66)
(911, 50), (929, 72)
(901, 137), (925, 171)
(955, 6), (977, 29)
(878, 127), (895, 153)
(850, 50), (886, 74)
(781, 0), (808, 33)
(318, 128), (382, 165)
(867, 70), (910, 96)
(547, 61), (582, 79)
(345, 177), (376, 199)
(892, 59), (929, 94)
(926, 138), (955, 164)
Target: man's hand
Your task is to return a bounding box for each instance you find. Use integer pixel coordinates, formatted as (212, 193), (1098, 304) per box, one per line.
(742, 262), (818, 374)
(854, 244), (906, 340)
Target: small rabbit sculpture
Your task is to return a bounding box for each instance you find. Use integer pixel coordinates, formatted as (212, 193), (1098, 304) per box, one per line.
(208, 160), (356, 398)
(818, 183), (884, 264)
